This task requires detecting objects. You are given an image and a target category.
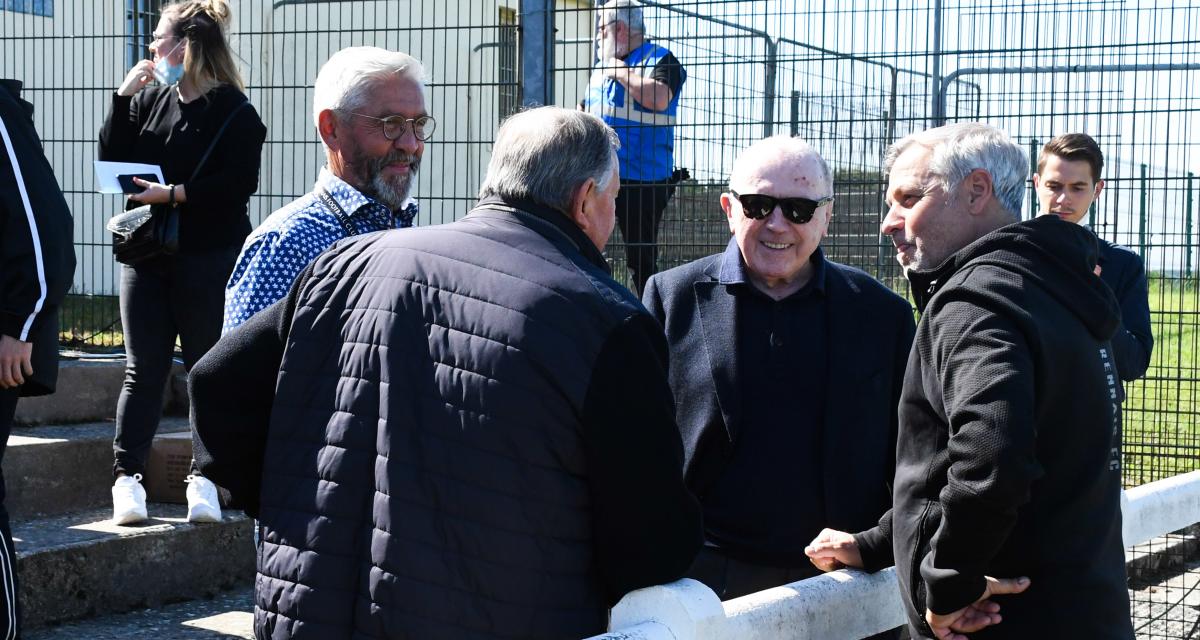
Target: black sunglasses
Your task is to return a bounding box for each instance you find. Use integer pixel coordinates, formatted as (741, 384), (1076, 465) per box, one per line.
(729, 189), (834, 224)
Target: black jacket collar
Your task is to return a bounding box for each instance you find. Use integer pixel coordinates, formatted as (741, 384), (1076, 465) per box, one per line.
(0, 79), (33, 118)
(474, 195), (611, 274)
(906, 216), (1117, 340)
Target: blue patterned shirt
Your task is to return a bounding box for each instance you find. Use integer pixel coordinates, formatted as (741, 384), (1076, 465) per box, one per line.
(222, 167), (417, 333)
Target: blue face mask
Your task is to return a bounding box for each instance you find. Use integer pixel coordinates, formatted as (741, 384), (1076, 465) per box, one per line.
(153, 39), (185, 85)
(154, 58), (184, 85)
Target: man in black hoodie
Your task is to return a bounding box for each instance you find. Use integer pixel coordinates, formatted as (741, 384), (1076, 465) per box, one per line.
(0, 78), (77, 638)
(806, 123), (1133, 640)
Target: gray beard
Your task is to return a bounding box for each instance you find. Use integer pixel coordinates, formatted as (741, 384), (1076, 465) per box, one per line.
(599, 32), (619, 60)
(352, 150), (420, 210)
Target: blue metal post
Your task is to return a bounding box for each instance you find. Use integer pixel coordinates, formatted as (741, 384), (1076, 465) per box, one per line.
(520, 0), (555, 107)
(1028, 139), (1039, 220)
(1139, 164), (1148, 261)
(790, 91), (800, 137)
(930, 0), (945, 125)
(1187, 172), (1194, 278)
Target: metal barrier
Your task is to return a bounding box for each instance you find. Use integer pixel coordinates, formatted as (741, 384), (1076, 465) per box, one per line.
(585, 471), (1200, 640)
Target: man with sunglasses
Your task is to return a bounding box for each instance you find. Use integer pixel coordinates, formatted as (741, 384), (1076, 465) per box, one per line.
(642, 136), (914, 613)
(223, 46), (432, 332)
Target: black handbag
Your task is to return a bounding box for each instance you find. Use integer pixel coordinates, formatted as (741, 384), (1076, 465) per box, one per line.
(108, 202), (180, 265)
(108, 100), (250, 265)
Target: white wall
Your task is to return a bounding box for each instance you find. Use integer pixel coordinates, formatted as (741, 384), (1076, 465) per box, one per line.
(1, 0), (593, 296)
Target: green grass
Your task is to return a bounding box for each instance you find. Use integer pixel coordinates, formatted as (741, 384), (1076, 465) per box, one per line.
(59, 294), (123, 351)
(1123, 277), (1200, 485)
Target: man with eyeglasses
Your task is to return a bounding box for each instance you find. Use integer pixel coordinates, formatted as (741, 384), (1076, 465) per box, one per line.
(223, 46), (433, 332)
(582, 0), (685, 295)
(642, 136), (914, 614)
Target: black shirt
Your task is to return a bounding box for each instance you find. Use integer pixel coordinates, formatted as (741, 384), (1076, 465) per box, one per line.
(98, 84), (266, 252)
(701, 241), (830, 567)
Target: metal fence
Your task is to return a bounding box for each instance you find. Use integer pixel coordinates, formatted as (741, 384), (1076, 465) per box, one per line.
(2, 1), (1199, 636)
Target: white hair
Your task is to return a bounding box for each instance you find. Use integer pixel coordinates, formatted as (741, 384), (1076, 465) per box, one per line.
(599, 0), (645, 34)
(479, 107), (620, 214)
(885, 122), (1027, 219)
(311, 46), (425, 128)
(729, 135), (833, 196)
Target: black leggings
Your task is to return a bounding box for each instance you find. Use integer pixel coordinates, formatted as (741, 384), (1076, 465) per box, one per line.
(615, 180), (675, 296)
(113, 248), (237, 477)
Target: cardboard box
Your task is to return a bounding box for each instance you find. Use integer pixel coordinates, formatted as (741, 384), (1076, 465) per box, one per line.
(144, 431), (193, 504)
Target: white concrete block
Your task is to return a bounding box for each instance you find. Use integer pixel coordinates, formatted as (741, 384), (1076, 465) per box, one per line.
(608, 578), (726, 640)
(1123, 471), (1200, 547)
(721, 568), (905, 640)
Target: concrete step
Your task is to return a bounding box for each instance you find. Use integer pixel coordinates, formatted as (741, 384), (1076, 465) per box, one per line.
(26, 585), (253, 640)
(6, 417), (190, 520)
(15, 504), (254, 629)
(15, 358), (188, 426)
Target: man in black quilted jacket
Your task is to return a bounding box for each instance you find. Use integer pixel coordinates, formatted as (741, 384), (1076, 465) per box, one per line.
(190, 106), (702, 639)
(806, 123), (1134, 640)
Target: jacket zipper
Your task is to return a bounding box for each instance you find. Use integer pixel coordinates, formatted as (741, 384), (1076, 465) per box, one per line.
(911, 500), (935, 637)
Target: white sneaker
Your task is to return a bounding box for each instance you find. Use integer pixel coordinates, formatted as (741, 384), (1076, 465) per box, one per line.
(185, 475), (222, 523)
(112, 474), (148, 525)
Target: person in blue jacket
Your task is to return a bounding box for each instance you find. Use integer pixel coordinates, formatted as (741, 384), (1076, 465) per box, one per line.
(583, 0), (685, 294)
(1032, 132), (1153, 383)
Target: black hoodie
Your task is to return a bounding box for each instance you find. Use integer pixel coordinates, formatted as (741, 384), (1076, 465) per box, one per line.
(0, 80), (76, 396)
(856, 216), (1134, 639)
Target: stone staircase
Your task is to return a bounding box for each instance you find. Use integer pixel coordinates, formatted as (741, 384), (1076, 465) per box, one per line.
(9, 357), (254, 635)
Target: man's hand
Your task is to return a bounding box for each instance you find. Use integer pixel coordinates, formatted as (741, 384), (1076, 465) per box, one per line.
(0, 335), (33, 389)
(925, 575), (1030, 640)
(804, 528), (864, 572)
(599, 57), (628, 80)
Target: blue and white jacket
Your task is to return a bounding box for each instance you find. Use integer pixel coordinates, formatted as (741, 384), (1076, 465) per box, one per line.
(585, 42), (683, 182)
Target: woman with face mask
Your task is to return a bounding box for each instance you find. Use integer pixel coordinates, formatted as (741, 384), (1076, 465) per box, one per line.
(98, 0), (266, 527)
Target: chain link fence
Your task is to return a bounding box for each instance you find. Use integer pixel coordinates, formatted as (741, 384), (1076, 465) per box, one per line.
(3, 1), (1199, 636)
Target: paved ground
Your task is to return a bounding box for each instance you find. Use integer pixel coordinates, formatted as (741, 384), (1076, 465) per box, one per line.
(26, 586), (254, 640)
(1131, 559), (1200, 639)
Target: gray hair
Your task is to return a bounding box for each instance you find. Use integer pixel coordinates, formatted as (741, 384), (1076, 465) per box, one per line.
(479, 107), (620, 214)
(599, 0), (645, 34)
(729, 135), (833, 196)
(884, 122), (1027, 219)
(312, 46), (425, 128)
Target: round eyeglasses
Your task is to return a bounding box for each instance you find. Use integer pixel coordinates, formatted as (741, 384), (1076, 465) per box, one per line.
(341, 111), (437, 142)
